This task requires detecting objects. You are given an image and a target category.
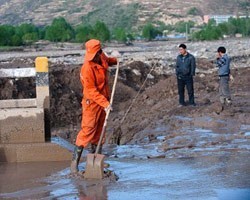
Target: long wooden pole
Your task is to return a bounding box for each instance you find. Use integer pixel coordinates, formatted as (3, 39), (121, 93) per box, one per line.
(95, 61), (120, 155)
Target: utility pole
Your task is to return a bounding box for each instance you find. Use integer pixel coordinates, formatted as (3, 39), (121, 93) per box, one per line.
(235, 0), (239, 18)
(186, 23), (188, 41)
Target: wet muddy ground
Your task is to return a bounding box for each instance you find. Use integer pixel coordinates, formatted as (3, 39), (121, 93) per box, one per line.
(0, 145), (249, 199)
(0, 40), (250, 199)
(1, 122), (250, 199)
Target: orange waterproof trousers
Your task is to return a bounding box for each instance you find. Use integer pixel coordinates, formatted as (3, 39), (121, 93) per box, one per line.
(75, 101), (106, 147)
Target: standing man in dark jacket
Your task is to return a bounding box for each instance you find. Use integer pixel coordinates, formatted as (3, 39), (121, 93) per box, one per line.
(176, 44), (196, 106)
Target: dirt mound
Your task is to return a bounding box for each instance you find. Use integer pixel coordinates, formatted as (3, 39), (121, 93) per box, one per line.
(0, 77), (36, 99)
(0, 60), (166, 132)
(49, 65), (82, 128)
(1, 60), (250, 147)
(196, 58), (214, 70)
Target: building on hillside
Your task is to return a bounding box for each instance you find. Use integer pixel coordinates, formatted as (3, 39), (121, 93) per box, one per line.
(203, 15), (235, 24)
(204, 15), (248, 24)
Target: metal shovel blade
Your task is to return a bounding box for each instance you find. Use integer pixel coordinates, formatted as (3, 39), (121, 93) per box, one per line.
(84, 153), (105, 179)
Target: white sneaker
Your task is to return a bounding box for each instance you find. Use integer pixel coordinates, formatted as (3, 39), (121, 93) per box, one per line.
(226, 98), (232, 105)
(220, 97), (225, 104)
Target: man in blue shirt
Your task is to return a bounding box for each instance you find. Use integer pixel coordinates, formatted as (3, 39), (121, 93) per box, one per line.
(216, 46), (231, 105)
(176, 44), (196, 106)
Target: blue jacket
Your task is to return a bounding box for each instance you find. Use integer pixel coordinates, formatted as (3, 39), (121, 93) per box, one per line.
(176, 53), (196, 77)
(216, 54), (230, 76)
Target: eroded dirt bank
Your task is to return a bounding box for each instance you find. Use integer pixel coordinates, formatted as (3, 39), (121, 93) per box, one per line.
(1, 57), (250, 149)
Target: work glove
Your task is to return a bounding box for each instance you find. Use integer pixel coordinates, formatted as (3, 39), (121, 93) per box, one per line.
(104, 104), (113, 113)
(229, 74), (234, 82)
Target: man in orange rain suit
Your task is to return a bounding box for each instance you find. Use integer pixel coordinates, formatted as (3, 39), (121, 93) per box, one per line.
(71, 39), (117, 173)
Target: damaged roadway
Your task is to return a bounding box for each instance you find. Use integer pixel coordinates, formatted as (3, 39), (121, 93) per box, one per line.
(0, 39), (250, 199)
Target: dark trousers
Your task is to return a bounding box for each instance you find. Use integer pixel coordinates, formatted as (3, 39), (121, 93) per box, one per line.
(177, 76), (195, 105)
(219, 76), (231, 100)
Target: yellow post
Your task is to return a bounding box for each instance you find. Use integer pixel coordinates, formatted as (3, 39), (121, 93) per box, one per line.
(35, 57), (49, 108)
(35, 57), (50, 140)
(35, 57), (48, 73)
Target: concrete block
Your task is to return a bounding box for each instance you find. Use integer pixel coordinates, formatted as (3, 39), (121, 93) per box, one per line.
(0, 68), (35, 78)
(0, 144), (17, 162)
(36, 86), (49, 108)
(0, 142), (72, 162)
(0, 99), (37, 109)
(0, 108), (44, 144)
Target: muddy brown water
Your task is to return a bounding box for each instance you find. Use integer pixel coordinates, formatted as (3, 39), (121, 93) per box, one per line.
(0, 138), (249, 200)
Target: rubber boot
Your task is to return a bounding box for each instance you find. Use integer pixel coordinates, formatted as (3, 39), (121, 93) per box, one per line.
(91, 143), (102, 154)
(70, 145), (83, 173)
(225, 98), (232, 106)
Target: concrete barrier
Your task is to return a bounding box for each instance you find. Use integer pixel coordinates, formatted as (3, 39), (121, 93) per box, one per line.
(0, 108), (44, 143)
(0, 57), (71, 162)
(0, 143), (72, 162)
(0, 99), (37, 108)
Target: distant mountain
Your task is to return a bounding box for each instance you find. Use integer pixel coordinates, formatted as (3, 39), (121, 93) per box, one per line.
(0, 0), (249, 29)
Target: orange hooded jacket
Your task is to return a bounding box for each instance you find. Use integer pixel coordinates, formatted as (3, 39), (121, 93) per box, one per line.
(75, 52), (117, 147)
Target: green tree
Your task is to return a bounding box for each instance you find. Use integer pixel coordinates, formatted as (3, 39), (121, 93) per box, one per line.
(91, 21), (110, 42)
(0, 25), (15, 46)
(11, 35), (22, 46)
(16, 23), (37, 36)
(229, 17), (250, 36)
(142, 23), (160, 41)
(15, 23), (39, 45)
(75, 24), (93, 43)
(22, 33), (39, 45)
(154, 21), (171, 32)
(229, 18), (242, 34)
(127, 33), (134, 41)
(218, 22), (229, 35)
(175, 21), (195, 33)
(45, 17), (74, 42)
(113, 27), (127, 42)
(245, 18), (250, 36)
(192, 19), (222, 40)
